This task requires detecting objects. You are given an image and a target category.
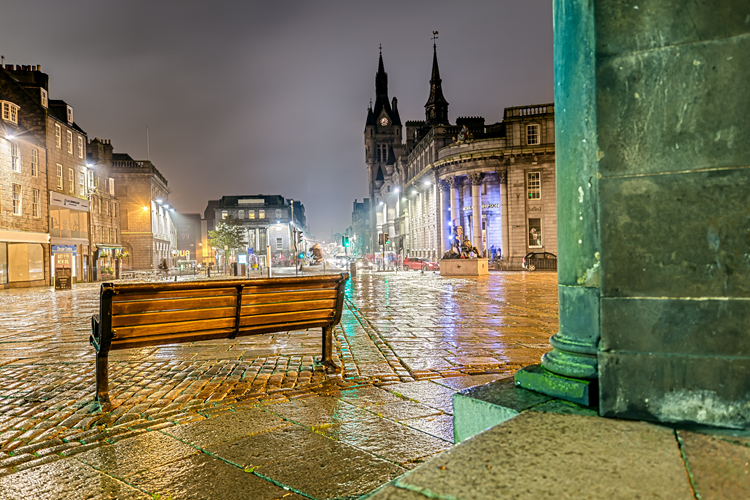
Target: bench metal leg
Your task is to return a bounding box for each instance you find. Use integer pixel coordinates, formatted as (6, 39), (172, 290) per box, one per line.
(319, 326), (339, 372)
(95, 350), (112, 407)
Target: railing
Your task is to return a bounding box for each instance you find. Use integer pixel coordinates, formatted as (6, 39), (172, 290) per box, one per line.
(504, 104), (554, 119)
(112, 160), (144, 169)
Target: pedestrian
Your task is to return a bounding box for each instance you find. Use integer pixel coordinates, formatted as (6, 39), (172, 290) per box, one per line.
(490, 245), (496, 261)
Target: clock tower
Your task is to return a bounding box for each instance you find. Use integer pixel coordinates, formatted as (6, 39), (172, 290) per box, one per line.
(364, 47), (402, 253)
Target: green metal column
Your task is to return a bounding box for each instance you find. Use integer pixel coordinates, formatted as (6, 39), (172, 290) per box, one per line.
(515, 0), (600, 405)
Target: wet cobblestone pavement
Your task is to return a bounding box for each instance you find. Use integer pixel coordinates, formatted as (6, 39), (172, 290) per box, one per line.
(0, 271), (557, 499)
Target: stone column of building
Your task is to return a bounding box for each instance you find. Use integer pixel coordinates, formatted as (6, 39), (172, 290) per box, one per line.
(447, 177), (459, 242)
(438, 182), (450, 254)
(499, 171), (510, 261)
(469, 173), (484, 255)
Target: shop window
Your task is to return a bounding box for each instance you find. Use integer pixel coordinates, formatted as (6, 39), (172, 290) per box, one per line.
(527, 172), (541, 199)
(528, 218), (542, 247)
(0, 243), (6, 284)
(276, 238), (283, 251)
(8, 243), (44, 282)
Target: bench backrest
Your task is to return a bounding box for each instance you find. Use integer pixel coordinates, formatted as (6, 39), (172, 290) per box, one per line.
(95, 274), (348, 351)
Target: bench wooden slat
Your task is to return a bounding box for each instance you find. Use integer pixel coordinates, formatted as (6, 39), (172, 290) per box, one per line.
(241, 289), (337, 305)
(112, 306), (236, 327)
(113, 296), (238, 315)
(239, 309), (333, 327)
(112, 288), (238, 302)
(114, 317), (236, 339)
(108, 319), (332, 350)
(240, 283), (338, 294)
(111, 299), (337, 328)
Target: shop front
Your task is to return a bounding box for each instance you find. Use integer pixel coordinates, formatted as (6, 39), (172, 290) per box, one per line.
(49, 192), (90, 283)
(93, 244), (123, 281)
(0, 230), (49, 289)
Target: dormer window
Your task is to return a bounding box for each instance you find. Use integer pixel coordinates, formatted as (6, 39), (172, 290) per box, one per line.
(1, 101), (19, 124)
(40, 89), (48, 108)
(66, 105), (73, 124)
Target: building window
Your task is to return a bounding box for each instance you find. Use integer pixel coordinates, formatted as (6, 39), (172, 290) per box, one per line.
(1, 102), (19, 124)
(238, 210), (245, 219)
(55, 124), (61, 148)
(67, 106), (73, 123)
(276, 238), (283, 251)
(78, 136), (83, 159)
(109, 178), (114, 196)
(104, 199), (109, 215)
(528, 218), (542, 247)
(79, 170), (85, 196)
(527, 124), (540, 145)
(31, 148), (39, 177)
(275, 209), (282, 219)
(221, 210), (228, 220)
(11, 142), (20, 172)
(259, 210), (265, 219)
(527, 172), (541, 199)
(67, 130), (73, 154)
(68, 168), (74, 194)
(32, 189), (40, 218)
(12, 184), (22, 216)
(56, 164), (63, 189)
(248, 210), (255, 219)
(40, 88), (48, 108)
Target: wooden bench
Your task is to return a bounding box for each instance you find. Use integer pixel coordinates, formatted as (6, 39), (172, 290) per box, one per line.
(90, 274), (349, 405)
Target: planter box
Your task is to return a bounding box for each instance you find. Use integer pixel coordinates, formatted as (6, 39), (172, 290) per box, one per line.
(440, 258), (489, 276)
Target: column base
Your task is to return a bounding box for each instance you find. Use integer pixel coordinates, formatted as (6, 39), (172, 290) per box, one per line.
(515, 364), (598, 406)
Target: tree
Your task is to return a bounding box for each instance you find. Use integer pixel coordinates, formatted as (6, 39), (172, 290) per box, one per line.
(208, 216), (245, 264)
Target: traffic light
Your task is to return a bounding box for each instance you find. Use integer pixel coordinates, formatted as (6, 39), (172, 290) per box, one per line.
(384, 233), (390, 245)
(378, 233), (384, 245)
(342, 236), (350, 247)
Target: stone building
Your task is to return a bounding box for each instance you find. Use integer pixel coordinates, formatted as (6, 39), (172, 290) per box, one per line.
(0, 88), (49, 288)
(0, 64), (91, 283)
(86, 138), (122, 279)
(202, 195), (305, 268)
(364, 47), (556, 263)
(111, 153), (175, 270)
(348, 199), (370, 256)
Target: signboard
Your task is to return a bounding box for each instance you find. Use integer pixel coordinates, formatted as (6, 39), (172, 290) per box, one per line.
(52, 245), (77, 254)
(54, 252), (73, 290)
(50, 191), (90, 212)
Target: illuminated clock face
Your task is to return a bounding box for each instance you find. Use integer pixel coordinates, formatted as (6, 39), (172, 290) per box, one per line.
(380, 117), (389, 126)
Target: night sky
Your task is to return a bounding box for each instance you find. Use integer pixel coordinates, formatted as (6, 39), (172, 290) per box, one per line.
(3, 1), (553, 239)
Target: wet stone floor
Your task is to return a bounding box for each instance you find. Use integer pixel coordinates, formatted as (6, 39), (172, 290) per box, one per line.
(0, 271), (557, 499)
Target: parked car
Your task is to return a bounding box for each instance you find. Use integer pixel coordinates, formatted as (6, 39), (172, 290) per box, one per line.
(522, 252), (557, 271)
(402, 257), (439, 271)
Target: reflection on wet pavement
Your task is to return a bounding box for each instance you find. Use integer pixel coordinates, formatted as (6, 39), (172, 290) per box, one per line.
(0, 272), (558, 498)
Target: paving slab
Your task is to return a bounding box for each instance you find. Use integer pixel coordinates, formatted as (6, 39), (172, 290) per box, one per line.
(678, 430), (750, 499)
(368, 411), (694, 499)
(162, 406), (290, 448)
(0, 457), (149, 499)
(318, 415), (451, 464)
(261, 396), (381, 428)
(75, 430), (200, 478)
(128, 452), (307, 500)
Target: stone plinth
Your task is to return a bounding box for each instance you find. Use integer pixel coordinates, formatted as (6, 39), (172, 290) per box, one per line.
(439, 258), (488, 276)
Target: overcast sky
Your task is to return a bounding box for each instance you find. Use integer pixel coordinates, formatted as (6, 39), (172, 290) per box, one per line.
(3, 1), (553, 239)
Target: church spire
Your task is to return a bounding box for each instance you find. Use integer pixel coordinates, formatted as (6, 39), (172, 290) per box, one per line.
(374, 45), (391, 118)
(425, 36), (449, 127)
